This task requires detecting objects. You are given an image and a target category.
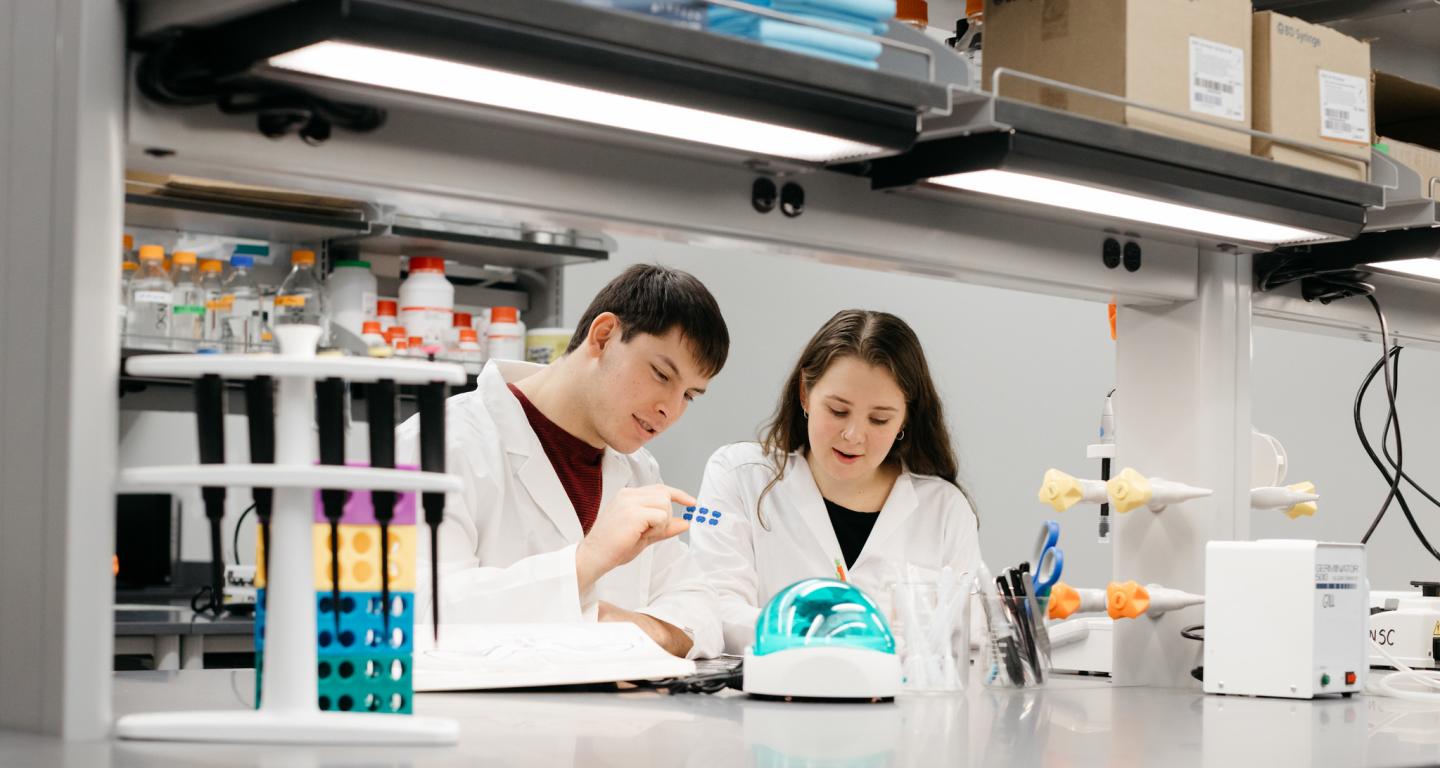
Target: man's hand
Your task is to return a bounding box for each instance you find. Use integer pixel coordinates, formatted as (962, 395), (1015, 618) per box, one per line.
(597, 600), (694, 658)
(575, 485), (693, 593)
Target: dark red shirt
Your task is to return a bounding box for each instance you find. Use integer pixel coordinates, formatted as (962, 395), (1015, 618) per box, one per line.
(508, 384), (604, 533)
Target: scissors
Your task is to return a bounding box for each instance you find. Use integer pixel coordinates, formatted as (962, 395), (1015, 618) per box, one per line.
(1032, 520), (1063, 597)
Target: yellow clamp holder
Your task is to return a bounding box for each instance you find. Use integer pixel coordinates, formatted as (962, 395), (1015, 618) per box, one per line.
(1107, 580), (1150, 620)
(1038, 469), (1085, 513)
(1285, 481), (1318, 520)
(1107, 468), (1154, 514)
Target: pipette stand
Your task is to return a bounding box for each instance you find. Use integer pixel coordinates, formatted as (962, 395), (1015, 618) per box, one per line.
(115, 324), (465, 745)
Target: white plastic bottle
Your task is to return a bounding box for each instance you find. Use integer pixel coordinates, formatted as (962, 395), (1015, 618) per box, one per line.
(448, 311), (473, 354)
(198, 260), (227, 349)
(222, 254), (263, 351)
(377, 299), (399, 336)
(398, 257), (454, 348)
(361, 321), (388, 350)
(486, 306), (526, 362)
(127, 245), (173, 349)
(274, 249), (326, 328)
(456, 327), (484, 374)
(327, 258), (377, 339)
(407, 335), (426, 359)
(169, 251), (206, 349)
(120, 261), (137, 334)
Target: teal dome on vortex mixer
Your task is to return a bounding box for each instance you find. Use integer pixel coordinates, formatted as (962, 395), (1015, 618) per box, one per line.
(752, 578), (896, 656)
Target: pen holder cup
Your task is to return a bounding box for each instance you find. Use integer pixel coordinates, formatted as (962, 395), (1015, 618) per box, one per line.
(979, 593), (1051, 689)
(891, 580), (972, 693)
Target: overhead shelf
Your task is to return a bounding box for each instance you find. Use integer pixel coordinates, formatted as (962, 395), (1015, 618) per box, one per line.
(334, 216), (610, 271)
(130, 0), (957, 165)
(125, 192), (371, 243)
(866, 98), (1382, 248)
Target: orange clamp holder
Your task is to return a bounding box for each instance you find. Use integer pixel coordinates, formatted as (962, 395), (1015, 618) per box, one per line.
(1048, 582), (1082, 620)
(1107, 581), (1150, 619)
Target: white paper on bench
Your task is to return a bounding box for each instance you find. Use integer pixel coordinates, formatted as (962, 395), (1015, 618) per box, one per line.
(413, 623), (697, 692)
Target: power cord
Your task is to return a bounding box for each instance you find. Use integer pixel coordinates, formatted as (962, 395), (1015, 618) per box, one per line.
(1358, 295), (1409, 544)
(630, 668), (743, 695)
(1351, 304), (1440, 561)
(232, 502), (257, 566)
(1368, 638), (1440, 701)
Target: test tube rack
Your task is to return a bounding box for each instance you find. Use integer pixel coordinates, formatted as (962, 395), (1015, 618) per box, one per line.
(253, 467), (421, 716)
(114, 324), (465, 745)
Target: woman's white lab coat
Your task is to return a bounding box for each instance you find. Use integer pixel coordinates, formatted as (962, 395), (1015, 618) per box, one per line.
(396, 360), (721, 658)
(691, 442), (981, 653)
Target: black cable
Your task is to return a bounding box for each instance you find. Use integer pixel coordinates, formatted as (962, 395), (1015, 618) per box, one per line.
(1181, 624), (1205, 642)
(232, 503), (257, 566)
(1376, 349), (1440, 510)
(1352, 299), (1440, 561)
(631, 669), (744, 695)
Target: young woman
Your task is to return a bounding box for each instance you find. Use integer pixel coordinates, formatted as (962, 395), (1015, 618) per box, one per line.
(692, 309), (980, 652)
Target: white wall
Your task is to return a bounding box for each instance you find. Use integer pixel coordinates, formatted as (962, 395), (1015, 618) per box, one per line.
(566, 235), (1440, 593)
(563, 235), (1120, 588)
(1252, 324), (1440, 590)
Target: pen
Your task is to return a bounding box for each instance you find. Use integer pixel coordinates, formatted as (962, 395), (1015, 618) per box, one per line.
(1008, 567), (1044, 684)
(1018, 561), (1052, 663)
(834, 559), (848, 583)
(994, 576), (1025, 686)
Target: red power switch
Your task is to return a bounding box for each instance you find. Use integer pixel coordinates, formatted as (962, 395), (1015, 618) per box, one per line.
(1344, 672), (1357, 685)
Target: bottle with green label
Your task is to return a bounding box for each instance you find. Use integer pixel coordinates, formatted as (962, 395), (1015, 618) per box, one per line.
(169, 251), (206, 350)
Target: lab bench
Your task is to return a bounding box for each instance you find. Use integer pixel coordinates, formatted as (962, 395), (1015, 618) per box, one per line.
(2, 668), (1437, 767)
(114, 605), (253, 671)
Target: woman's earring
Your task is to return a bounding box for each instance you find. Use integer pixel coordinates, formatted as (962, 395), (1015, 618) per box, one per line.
(802, 409), (809, 420)
(896, 429), (906, 441)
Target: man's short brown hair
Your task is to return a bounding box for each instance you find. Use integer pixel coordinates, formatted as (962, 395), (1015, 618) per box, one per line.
(566, 264), (729, 377)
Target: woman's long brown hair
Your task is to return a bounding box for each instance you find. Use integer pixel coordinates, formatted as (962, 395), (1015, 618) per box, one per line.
(755, 309), (972, 528)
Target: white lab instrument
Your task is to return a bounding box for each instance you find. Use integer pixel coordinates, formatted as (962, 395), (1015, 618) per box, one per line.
(742, 578), (901, 700)
(690, 441), (981, 654)
(1106, 467), (1213, 513)
(1047, 616), (1113, 675)
(394, 359), (723, 659)
(1047, 581), (1203, 621)
(1204, 540), (1367, 699)
(1368, 586), (1440, 670)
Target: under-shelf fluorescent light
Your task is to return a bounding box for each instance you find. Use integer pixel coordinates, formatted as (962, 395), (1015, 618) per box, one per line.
(268, 41), (884, 163)
(930, 170), (1326, 245)
(1365, 257), (1440, 282)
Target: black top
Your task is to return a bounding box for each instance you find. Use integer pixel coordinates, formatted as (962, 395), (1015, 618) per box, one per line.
(825, 499), (880, 570)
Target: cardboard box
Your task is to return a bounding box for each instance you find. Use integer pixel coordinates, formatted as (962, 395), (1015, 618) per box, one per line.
(981, 0), (1253, 154)
(1252, 12), (1370, 181)
(1379, 137), (1440, 201)
(1374, 71), (1440, 150)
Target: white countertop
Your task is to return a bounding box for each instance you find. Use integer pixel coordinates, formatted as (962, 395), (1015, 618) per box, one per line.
(2, 669), (1440, 767)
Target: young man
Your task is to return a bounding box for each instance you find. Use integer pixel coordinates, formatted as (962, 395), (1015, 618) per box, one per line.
(397, 264), (729, 658)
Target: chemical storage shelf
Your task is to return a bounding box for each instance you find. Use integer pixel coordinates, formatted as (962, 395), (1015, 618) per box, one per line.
(125, 192), (372, 243)
(334, 216), (611, 272)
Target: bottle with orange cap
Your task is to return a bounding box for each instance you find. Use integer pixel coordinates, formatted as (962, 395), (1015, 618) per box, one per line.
(170, 251), (206, 348)
(127, 244), (174, 349)
(198, 260), (228, 348)
(895, 0), (927, 30)
(274, 249), (326, 329)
